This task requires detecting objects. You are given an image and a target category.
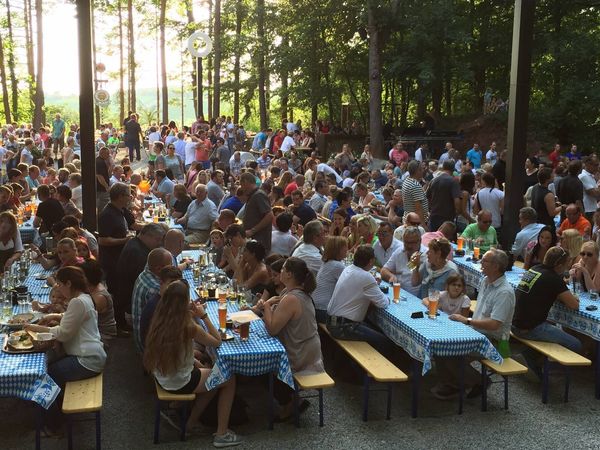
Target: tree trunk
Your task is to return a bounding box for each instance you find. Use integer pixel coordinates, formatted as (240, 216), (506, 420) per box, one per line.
(127, 0), (136, 112)
(185, 2), (201, 118)
(444, 56), (452, 115)
(323, 61), (335, 123)
(32, 0), (44, 128)
(160, 0), (168, 123)
(212, 0), (221, 118)
(24, 0), (35, 111)
(233, 0), (243, 124)
(256, 0), (268, 129)
(280, 69), (288, 120)
(207, 0), (213, 119)
(118, 0), (125, 124)
(5, 0), (18, 121)
(91, 1), (101, 128)
(310, 37), (319, 126)
(0, 32), (12, 123)
(155, 8), (160, 124)
(367, 5), (384, 157)
(345, 73), (366, 132)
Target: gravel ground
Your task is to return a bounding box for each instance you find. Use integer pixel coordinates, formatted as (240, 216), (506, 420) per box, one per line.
(2, 335), (600, 450)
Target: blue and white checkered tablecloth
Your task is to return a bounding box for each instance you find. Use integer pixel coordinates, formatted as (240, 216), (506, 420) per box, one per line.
(18, 221), (43, 247)
(182, 267), (294, 391)
(370, 286), (502, 375)
(0, 263), (58, 408)
(454, 256), (600, 341)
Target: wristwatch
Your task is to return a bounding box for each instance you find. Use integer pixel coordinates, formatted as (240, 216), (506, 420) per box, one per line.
(467, 317), (472, 326)
(200, 313), (208, 320)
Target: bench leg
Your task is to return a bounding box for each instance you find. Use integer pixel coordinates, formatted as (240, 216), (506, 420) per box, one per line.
(411, 360), (421, 418)
(458, 357), (465, 415)
(362, 374), (370, 422)
(180, 403), (188, 441)
(542, 357), (549, 404)
(564, 368), (570, 403)
(67, 415), (73, 450)
(318, 388), (324, 427)
(96, 411), (101, 450)
(386, 383), (392, 420)
(503, 376), (509, 410)
(481, 365), (488, 412)
(268, 373), (274, 430)
(153, 399), (161, 444)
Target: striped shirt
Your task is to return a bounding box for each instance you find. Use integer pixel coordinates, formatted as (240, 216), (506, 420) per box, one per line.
(401, 177), (429, 221)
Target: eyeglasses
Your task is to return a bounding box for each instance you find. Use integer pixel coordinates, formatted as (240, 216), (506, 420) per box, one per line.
(580, 252), (594, 257)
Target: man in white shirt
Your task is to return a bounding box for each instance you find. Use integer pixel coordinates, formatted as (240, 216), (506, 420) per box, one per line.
(414, 144), (429, 162)
(291, 220), (325, 275)
(176, 184), (218, 244)
(68, 173), (83, 210)
(147, 126), (161, 146)
(327, 245), (390, 348)
(317, 162), (343, 185)
(579, 156), (600, 222)
(280, 132), (296, 154)
(184, 139), (198, 171)
(309, 181), (329, 213)
(174, 132), (187, 162)
(381, 227), (428, 297)
(511, 207), (545, 260)
(394, 212), (426, 241)
(373, 221), (402, 267)
(438, 142), (453, 164)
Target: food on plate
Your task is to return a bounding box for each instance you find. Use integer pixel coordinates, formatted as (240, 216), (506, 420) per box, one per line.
(7, 313), (35, 325)
(7, 330), (33, 350)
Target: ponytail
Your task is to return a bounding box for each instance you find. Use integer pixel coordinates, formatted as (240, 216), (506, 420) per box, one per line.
(283, 257), (317, 294)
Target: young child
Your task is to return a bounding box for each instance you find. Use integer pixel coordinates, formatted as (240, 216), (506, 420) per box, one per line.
(209, 229), (225, 267)
(423, 273), (471, 317)
(32, 285), (68, 314)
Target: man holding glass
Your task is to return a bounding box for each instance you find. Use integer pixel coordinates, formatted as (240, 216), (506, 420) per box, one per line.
(380, 227), (427, 297)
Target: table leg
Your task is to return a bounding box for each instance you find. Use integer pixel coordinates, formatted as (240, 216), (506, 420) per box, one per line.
(596, 341), (600, 400)
(268, 373), (274, 430)
(481, 365), (488, 412)
(458, 356), (465, 415)
(411, 360), (421, 418)
(542, 357), (549, 404)
(35, 405), (42, 450)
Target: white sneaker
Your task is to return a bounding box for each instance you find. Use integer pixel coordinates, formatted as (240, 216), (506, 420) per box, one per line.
(213, 430), (242, 448)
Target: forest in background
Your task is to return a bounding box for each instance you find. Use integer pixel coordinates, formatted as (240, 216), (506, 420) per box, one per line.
(0, 0), (599, 154)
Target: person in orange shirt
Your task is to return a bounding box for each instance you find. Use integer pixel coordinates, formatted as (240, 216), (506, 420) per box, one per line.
(557, 203), (591, 239)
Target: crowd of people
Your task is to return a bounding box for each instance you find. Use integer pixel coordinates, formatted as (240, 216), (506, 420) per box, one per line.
(1, 113), (598, 444)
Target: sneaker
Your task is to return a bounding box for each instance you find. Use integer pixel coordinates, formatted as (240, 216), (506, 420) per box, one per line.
(430, 384), (459, 401)
(213, 430), (242, 448)
(160, 411), (181, 433)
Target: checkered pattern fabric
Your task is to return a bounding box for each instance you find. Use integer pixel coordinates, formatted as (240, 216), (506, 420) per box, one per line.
(182, 260), (294, 390)
(370, 285), (502, 375)
(0, 263), (59, 409)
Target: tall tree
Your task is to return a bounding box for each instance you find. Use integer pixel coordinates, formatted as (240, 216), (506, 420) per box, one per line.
(367, 2), (383, 157)
(24, 0), (35, 111)
(256, 0), (268, 129)
(32, 0), (44, 128)
(212, 0), (221, 118)
(91, 0), (101, 128)
(232, 0), (243, 123)
(184, 0), (202, 118)
(118, 0), (125, 124)
(159, 0), (168, 123)
(5, 0), (18, 121)
(0, 31), (12, 122)
(207, 0), (213, 119)
(127, 0), (136, 111)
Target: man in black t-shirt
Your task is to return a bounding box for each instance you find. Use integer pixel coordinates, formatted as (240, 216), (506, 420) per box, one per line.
(98, 183), (133, 310)
(556, 160), (584, 222)
(33, 184), (64, 234)
(291, 190), (317, 226)
(124, 114), (143, 161)
(426, 159), (461, 231)
(512, 246), (581, 377)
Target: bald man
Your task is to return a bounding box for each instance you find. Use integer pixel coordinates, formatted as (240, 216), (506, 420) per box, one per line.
(164, 229), (193, 271)
(213, 209), (237, 232)
(131, 248), (173, 352)
(394, 212), (426, 241)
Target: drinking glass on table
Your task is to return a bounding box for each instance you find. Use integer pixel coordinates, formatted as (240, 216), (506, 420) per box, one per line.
(427, 289), (440, 319)
(218, 301), (228, 332)
(392, 282), (401, 303)
(407, 251), (421, 271)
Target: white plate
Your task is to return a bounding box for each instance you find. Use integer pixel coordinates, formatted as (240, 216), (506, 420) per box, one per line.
(0, 312), (44, 329)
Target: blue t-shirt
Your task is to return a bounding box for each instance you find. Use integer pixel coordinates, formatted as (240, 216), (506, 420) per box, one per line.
(139, 293), (160, 351)
(220, 196), (243, 214)
(466, 149), (482, 169)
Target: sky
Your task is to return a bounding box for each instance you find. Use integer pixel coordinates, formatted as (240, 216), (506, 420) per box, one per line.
(43, 2), (208, 97)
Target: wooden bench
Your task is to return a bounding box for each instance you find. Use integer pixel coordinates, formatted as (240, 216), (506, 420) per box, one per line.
(293, 371), (335, 427)
(154, 381), (196, 443)
(511, 333), (591, 403)
(62, 373), (103, 450)
(480, 358), (528, 411)
(319, 323), (408, 421)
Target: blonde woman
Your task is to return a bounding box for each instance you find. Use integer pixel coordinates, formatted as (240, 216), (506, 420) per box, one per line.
(560, 228), (583, 269)
(276, 171), (293, 191)
(571, 241), (600, 291)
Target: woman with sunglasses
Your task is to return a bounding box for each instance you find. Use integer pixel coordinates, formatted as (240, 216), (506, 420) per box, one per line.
(143, 280), (242, 446)
(571, 241), (600, 292)
(512, 246), (581, 378)
(163, 143), (185, 182)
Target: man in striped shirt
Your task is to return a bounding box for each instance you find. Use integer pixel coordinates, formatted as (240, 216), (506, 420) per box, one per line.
(401, 160), (429, 230)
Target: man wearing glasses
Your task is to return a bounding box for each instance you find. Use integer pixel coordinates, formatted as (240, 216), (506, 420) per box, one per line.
(460, 210), (498, 252)
(381, 227), (428, 297)
(393, 212), (426, 241)
(373, 222), (402, 267)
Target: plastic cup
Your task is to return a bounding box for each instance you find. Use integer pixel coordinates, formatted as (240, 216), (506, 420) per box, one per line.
(218, 289), (227, 302)
(457, 237), (464, 251)
(473, 246), (480, 259)
(428, 298), (439, 319)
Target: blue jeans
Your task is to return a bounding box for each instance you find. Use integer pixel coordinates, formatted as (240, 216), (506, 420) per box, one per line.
(126, 140), (141, 160)
(512, 322), (582, 376)
(328, 321), (392, 356)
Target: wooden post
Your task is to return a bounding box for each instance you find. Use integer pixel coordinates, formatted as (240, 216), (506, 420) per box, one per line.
(502, 0), (535, 250)
(77, 0), (97, 231)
